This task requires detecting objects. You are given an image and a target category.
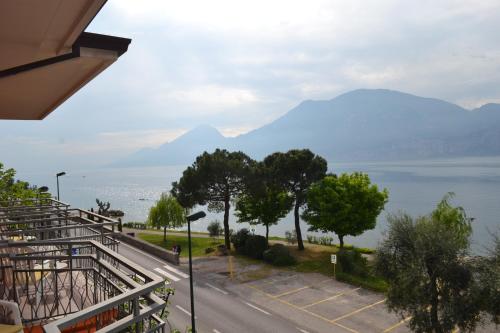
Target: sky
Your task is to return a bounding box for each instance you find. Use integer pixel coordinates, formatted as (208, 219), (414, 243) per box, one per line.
(2, 0), (500, 173)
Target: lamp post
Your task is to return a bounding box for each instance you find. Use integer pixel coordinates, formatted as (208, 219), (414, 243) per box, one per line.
(186, 211), (206, 333)
(56, 172), (66, 200)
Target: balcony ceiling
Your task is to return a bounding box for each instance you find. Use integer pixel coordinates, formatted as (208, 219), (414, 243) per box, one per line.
(0, 0), (107, 71)
(0, 0), (131, 120)
(0, 33), (131, 120)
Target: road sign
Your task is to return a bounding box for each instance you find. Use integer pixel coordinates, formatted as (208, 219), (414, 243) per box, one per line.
(331, 254), (337, 264)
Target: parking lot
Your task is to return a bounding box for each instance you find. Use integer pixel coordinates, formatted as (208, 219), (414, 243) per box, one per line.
(240, 271), (406, 333)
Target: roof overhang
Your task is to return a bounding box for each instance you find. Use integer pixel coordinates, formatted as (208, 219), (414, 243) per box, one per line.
(0, 33), (131, 120)
(0, 0), (107, 71)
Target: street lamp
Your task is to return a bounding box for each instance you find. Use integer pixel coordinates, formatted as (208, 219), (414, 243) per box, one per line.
(186, 211), (206, 333)
(56, 172), (66, 200)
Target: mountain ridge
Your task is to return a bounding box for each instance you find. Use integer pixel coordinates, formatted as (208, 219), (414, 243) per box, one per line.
(115, 89), (500, 166)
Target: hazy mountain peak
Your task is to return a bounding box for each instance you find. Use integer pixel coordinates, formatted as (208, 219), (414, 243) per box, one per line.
(186, 124), (223, 136)
(474, 103), (500, 112)
(116, 89), (500, 166)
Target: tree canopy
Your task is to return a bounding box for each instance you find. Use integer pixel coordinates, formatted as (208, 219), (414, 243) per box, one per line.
(302, 172), (388, 248)
(263, 149), (327, 250)
(374, 195), (493, 333)
(171, 149), (255, 249)
(147, 193), (185, 241)
(0, 162), (49, 205)
(235, 163), (293, 244)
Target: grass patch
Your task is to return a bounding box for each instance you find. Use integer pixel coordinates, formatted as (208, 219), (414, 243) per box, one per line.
(336, 272), (388, 292)
(138, 233), (222, 258)
(276, 242), (386, 292)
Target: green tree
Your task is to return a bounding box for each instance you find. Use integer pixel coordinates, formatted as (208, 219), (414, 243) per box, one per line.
(475, 234), (500, 326)
(147, 193), (186, 241)
(207, 220), (223, 238)
(171, 149), (254, 249)
(235, 163), (293, 244)
(0, 162), (49, 205)
(264, 149), (327, 250)
(302, 172), (388, 249)
(375, 195), (482, 333)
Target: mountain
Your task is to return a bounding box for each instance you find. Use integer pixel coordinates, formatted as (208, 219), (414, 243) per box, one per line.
(117, 124), (228, 166)
(116, 89), (500, 166)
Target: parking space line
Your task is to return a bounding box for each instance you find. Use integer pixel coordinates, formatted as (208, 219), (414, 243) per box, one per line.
(383, 316), (411, 332)
(301, 287), (361, 308)
(275, 286), (309, 298)
(245, 283), (357, 333)
(334, 321), (359, 333)
(331, 299), (386, 323)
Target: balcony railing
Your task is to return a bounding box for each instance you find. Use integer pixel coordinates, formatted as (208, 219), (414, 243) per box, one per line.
(0, 199), (120, 251)
(0, 240), (167, 333)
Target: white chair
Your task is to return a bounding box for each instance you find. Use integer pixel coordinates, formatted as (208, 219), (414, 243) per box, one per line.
(0, 300), (23, 333)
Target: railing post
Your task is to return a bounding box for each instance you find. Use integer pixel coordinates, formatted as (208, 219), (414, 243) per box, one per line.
(134, 298), (140, 333)
(68, 244), (73, 313)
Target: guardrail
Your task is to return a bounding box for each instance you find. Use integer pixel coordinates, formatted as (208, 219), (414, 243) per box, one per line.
(0, 200), (120, 250)
(0, 240), (167, 333)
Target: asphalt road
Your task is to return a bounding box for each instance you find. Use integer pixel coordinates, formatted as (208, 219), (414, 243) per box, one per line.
(118, 242), (308, 333)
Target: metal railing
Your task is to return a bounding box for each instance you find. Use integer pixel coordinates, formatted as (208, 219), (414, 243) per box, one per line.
(0, 199), (120, 250)
(0, 240), (167, 333)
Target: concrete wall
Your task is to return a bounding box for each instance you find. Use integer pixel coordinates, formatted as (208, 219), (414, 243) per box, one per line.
(116, 233), (180, 265)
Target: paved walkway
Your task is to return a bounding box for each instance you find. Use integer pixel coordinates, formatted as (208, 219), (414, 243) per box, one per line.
(122, 227), (213, 238)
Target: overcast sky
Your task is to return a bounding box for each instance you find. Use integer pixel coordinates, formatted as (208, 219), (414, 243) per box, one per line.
(2, 0), (500, 172)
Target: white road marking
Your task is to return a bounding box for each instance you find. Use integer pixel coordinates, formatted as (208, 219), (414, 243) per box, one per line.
(213, 329), (222, 333)
(296, 328), (310, 333)
(164, 264), (189, 278)
(206, 283), (228, 295)
(154, 268), (180, 282)
(243, 301), (271, 315)
(176, 305), (192, 316)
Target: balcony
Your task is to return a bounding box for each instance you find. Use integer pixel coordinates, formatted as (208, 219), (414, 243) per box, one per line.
(0, 200), (168, 333)
(0, 199), (119, 250)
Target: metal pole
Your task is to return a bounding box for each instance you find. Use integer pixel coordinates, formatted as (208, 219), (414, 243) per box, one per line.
(188, 219), (196, 332)
(56, 176), (60, 200)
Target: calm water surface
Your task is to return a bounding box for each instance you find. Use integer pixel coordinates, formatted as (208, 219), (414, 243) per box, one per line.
(20, 157), (500, 253)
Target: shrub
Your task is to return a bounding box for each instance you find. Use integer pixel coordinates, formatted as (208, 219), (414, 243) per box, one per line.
(207, 220), (222, 237)
(263, 244), (296, 266)
(244, 235), (268, 259)
(123, 222), (146, 229)
(285, 230), (297, 245)
(338, 250), (369, 277)
(205, 247), (215, 254)
(230, 228), (251, 253)
(319, 236), (333, 246)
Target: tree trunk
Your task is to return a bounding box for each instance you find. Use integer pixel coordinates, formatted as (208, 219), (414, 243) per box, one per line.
(339, 235), (344, 249)
(163, 226), (167, 242)
(430, 276), (442, 333)
(223, 197), (231, 250)
(294, 201), (304, 251)
(265, 224), (269, 247)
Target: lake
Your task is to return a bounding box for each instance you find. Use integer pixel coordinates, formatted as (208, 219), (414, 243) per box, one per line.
(19, 156), (500, 253)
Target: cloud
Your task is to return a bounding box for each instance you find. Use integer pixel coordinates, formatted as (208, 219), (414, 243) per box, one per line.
(156, 85), (259, 112)
(3, 0), (500, 172)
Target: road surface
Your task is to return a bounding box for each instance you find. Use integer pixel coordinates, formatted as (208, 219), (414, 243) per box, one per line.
(118, 242), (312, 333)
